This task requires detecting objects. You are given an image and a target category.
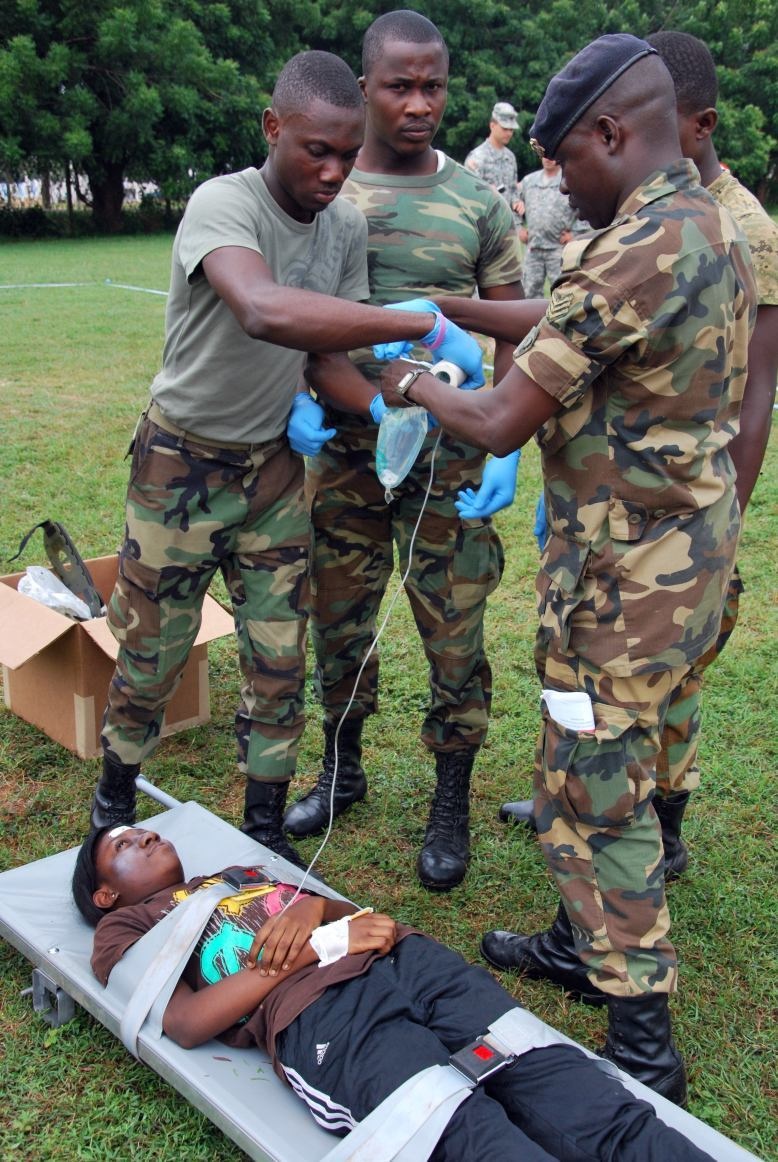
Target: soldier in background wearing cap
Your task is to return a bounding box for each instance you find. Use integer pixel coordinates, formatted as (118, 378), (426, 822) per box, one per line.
(465, 101), (523, 222)
(378, 34), (756, 1105)
(515, 157), (577, 295)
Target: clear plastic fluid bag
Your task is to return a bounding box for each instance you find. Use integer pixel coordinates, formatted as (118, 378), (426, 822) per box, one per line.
(374, 360), (466, 500)
(375, 406), (429, 499)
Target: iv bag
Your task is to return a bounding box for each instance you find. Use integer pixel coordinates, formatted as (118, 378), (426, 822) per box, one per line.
(374, 359), (466, 498)
(375, 406), (429, 494)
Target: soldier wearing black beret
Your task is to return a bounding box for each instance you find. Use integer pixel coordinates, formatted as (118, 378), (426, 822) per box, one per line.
(379, 33), (756, 1107)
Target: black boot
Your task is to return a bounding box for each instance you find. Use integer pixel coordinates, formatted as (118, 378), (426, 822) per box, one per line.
(498, 798), (538, 831)
(601, 993), (687, 1106)
(91, 754), (140, 829)
(480, 903), (607, 1006)
(654, 791), (690, 881)
(241, 779), (307, 869)
(283, 719), (367, 838)
(417, 750), (475, 891)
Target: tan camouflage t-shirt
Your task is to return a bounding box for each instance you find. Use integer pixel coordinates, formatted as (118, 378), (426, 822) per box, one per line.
(708, 169), (778, 306)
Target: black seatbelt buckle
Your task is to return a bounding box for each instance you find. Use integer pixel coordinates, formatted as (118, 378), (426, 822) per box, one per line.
(449, 1036), (514, 1084)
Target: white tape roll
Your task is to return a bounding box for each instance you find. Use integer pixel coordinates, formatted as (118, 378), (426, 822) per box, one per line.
(430, 360), (466, 387)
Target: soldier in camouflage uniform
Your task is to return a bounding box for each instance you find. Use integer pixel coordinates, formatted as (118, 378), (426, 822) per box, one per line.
(644, 30), (778, 877)
(516, 158), (576, 296)
(464, 101), (523, 224)
(499, 35), (778, 864)
(282, 11), (524, 891)
(376, 35), (756, 1104)
(91, 50), (482, 868)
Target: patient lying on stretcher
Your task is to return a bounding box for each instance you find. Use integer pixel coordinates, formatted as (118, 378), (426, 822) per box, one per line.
(72, 824), (713, 1161)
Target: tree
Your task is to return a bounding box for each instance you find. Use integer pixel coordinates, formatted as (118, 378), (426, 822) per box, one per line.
(2, 0), (775, 228)
(0, 0), (301, 230)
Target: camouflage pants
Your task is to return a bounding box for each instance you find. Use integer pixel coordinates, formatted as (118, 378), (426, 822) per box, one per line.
(521, 246), (564, 298)
(533, 632), (689, 997)
(101, 409), (309, 782)
(656, 566), (743, 793)
(306, 416), (504, 752)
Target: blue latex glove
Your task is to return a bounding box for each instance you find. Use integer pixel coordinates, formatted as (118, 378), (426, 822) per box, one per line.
(369, 394), (388, 424)
(373, 301), (485, 390)
(287, 393), (336, 456)
(372, 299), (440, 361)
(455, 450), (521, 519)
(533, 492), (548, 551)
(424, 316), (485, 391)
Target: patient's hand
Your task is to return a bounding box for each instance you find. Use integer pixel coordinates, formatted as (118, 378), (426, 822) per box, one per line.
(248, 896), (326, 977)
(347, 913), (397, 957)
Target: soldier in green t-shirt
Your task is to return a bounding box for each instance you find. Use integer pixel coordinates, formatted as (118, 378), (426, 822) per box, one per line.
(90, 49), (485, 871)
(282, 11), (524, 892)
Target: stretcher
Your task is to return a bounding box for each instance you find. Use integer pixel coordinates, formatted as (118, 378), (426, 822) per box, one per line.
(0, 788), (762, 1162)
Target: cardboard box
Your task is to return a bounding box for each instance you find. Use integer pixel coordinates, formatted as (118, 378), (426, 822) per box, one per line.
(0, 555), (235, 759)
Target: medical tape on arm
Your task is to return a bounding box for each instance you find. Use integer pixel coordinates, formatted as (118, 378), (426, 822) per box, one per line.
(309, 916), (350, 965)
(309, 908), (373, 967)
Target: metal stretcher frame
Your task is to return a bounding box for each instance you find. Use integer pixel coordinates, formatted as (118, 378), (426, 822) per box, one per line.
(0, 790), (762, 1162)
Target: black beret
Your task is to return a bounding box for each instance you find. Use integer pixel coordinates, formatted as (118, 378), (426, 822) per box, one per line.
(530, 34), (658, 159)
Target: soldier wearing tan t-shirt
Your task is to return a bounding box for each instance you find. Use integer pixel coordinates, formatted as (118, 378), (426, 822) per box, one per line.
(645, 30), (778, 877)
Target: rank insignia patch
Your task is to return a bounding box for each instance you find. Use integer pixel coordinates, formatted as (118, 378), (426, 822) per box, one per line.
(547, 289), (574, 325)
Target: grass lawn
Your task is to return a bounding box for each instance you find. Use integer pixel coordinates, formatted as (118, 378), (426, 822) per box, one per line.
(0, 234), (775, 1160)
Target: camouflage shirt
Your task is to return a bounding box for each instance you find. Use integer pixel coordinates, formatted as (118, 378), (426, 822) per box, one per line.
(341, 155), (523, 386)
(515, 161), (756, 676)
(708, 169), (778, 305)
(464, 139), (520, 211)
(517, 168), (576, 250)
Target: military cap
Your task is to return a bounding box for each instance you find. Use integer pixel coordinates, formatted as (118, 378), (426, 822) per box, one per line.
(492, 101), (519, 129)
(529, 34), (657, 159)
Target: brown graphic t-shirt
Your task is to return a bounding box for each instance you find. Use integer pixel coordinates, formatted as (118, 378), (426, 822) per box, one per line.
(91, 869), (418, 1079)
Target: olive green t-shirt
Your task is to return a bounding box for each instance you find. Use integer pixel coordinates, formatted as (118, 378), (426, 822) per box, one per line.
(151, 167), (369, 444)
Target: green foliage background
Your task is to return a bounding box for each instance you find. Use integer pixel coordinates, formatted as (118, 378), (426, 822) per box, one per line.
(1, 0), (776, 228)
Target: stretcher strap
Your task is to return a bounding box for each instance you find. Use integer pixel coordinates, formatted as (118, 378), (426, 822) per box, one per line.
(321, 1065), (472, 1162)
(119, 882), (236, 1057)
(323, 1007), (569, 1162)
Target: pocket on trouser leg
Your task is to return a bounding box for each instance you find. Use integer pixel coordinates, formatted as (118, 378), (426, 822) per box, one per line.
(540, 701), (642, 830)
(108, 555), (164, 672)
(446, 518), (505, 613)
(540, 701), (673, 994)
(108, 553), (204, 685)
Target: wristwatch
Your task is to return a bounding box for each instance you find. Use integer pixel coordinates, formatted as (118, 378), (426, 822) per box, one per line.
(396, 367), (426, 398)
